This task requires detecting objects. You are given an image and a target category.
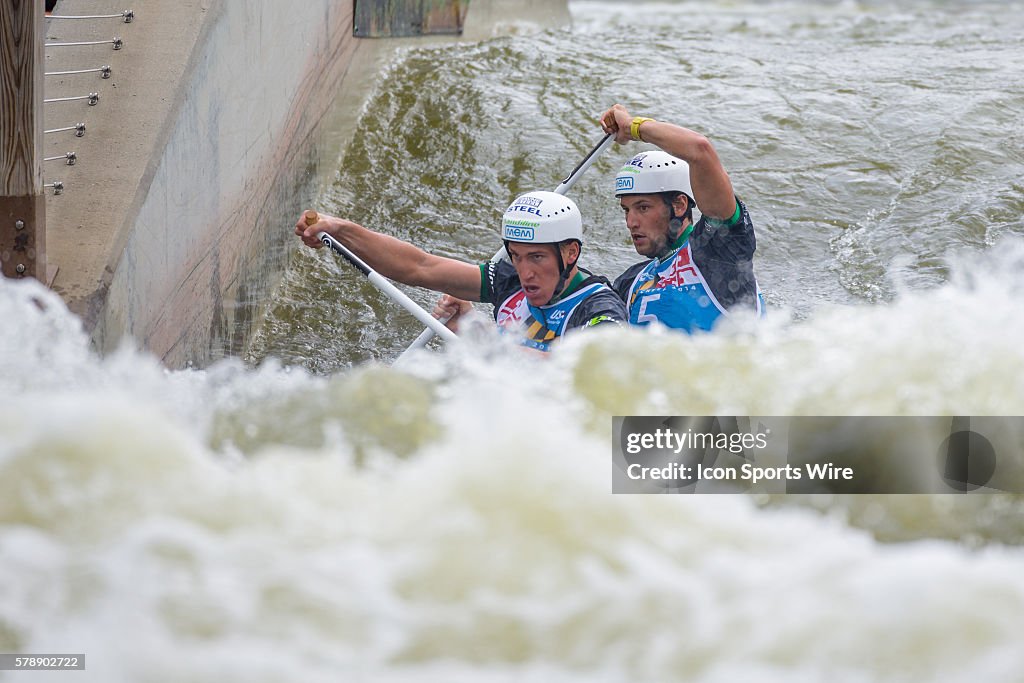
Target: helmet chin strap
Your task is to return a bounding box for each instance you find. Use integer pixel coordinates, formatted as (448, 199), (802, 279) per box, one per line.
(657, 196), (692, 260)
(668, 216), (685, 241)
(547, 243), (580, 306)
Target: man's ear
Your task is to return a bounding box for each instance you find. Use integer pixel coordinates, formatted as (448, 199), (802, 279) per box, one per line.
(561, 240), (581, 263)
(673, 194), (690, 217)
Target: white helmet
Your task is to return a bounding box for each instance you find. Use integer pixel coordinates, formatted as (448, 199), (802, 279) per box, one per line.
(501, 190), (583, 244)
(615, 150), (701, 224)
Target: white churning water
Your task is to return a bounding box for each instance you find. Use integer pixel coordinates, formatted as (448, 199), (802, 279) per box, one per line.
(4, 242), (1024, 681)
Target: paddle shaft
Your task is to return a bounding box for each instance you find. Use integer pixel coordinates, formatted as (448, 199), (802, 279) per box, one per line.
(305, 211), (459, 343)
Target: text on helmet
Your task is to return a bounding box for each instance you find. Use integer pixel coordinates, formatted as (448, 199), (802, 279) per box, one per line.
(628, 153), (648, 168)
(507, 204), (542, 217)
(504, 226), (536, 240)
(504, 218), (540, 229)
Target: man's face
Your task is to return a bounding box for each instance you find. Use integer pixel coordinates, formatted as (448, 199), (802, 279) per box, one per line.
(507, 242), (573, 306)
(620, 194), (673, 258)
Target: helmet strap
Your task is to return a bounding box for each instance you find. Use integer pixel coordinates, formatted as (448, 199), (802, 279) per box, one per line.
(667, 195), (693, 237)
(547, 241), (581, 305)
(658, 195), (694, 259)
(668, 216), (684, 241)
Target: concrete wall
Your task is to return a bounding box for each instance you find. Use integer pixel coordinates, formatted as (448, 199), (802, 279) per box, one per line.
(44, 0), (569, 368)
(96, 0), (362, 367)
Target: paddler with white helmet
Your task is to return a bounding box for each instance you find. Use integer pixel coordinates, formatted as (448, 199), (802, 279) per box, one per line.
(600, 104), (766, 332)
(296, 190), (625, 353)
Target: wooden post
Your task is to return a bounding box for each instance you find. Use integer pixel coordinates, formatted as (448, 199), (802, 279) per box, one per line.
(0, 0), (46, 281)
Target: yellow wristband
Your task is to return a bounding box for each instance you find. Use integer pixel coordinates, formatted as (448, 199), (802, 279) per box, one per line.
(630, 117), (654, 141)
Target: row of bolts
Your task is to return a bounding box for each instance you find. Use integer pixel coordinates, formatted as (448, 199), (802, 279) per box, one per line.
(43, 8), (134, 195)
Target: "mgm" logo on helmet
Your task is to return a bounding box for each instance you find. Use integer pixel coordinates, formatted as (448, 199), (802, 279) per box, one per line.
(504, 225), (535, 240)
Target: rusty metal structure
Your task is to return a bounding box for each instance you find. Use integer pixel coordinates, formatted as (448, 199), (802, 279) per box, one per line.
(354, 0), (469, 37)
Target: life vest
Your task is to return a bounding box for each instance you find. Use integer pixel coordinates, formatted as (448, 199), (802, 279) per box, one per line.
(626, 242), (764, 332)
(495, 282), (611, 352)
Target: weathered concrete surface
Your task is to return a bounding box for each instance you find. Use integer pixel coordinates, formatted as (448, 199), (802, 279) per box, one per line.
(42, 0), (569, 368)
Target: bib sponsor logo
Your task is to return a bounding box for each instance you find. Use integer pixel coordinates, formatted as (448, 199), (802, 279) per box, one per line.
(655, 267), (700, 287)
(548, 309), (567, 322)
(659, 248), (701, 287)
(497, 291), (529, 326)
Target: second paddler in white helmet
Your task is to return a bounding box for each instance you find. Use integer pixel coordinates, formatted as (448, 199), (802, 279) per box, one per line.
(296, 190), (625, 354)
(600, 104), (766, 333)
